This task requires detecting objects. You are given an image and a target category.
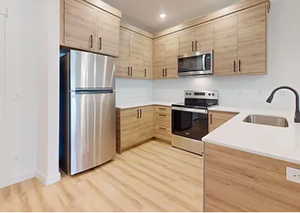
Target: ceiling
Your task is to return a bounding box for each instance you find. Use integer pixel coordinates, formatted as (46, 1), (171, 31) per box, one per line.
(102, 0), (240, 33)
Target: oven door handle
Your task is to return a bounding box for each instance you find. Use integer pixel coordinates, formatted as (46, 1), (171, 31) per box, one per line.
(172, 107), (208, 114)
(202, 54), (206, 71)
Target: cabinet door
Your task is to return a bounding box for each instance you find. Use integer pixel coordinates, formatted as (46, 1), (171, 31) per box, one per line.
(116, 28), (132, 78)
(64, 0), (96, 51)
(154, 106), (171, 142)
(130, 33), (144, 79)
(164, 34), (179, 79)
(238, 4), (267, 75)
(153, 38), (166, 79)
(119, 108), (140, 152)
(96, 9), (120, 57)
(194, 22), (213, 52)
(138, 106), (154, 142)
(213, 14), (238, 75)
(143, 37), (153, 79)
(178, 28), (195, 56)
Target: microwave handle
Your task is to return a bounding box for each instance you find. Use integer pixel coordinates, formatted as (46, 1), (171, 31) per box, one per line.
(202, 54), (206, 71)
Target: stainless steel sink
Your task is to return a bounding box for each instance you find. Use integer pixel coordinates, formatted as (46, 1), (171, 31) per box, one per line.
(243, 115), (289, 128)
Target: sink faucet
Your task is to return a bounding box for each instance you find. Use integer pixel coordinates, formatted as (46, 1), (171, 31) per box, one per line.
(266, 86), (300, 123)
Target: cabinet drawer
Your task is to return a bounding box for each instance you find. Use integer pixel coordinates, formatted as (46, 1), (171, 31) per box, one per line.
(155, 126), (171, 142)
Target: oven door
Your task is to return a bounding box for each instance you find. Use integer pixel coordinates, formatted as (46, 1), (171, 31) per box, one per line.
(178, 52), (213, 76)
(172, 107), (208, 141)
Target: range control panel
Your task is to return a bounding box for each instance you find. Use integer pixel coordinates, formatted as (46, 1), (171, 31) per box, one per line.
(184, 90), (219, 99)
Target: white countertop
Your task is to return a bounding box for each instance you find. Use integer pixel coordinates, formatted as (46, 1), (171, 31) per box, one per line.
(203, 107), (300, 165)
(116, 101), (173, 109)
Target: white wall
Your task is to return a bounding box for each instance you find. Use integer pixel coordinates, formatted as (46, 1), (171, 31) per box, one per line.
(0, 0), (60, 188)
(152, 0), (300, 112)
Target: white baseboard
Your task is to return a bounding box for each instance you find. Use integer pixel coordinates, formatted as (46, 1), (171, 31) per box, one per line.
(0, 172), (35, 189)
(36, 170), (61, 185)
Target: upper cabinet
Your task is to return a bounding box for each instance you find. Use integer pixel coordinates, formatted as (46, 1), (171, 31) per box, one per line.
(60, 0), (121, 57)
(213, 3), (267, 75)
(153, 34), (179, 79)
(178, 22), (213, 56)
(116, 27), (153, 79)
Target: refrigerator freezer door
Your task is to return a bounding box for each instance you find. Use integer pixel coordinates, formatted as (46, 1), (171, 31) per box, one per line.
(70, 50), (115, 90)
(70, 91), (116, 175)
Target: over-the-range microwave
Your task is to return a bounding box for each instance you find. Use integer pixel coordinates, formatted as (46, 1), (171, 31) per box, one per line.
(178, 51), (213, 76)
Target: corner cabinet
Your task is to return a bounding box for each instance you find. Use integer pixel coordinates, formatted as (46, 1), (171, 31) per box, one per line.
(213, 3), (267, 76)
(115, 27), (153, 79)
(153, 34), (179, 79)
(117, 106), (154, 153)
(60, 0), (121, 57)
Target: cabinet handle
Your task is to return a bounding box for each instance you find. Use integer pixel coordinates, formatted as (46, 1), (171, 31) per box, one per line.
(210, 114), (213, 125)
(131, 67), (133, 76)
(137, 109), (139, 118)
(165, 68), (167, 77)
(238, 60), (241, 72)
(99, 37), (102, 50)
(162, 68), (165, 77)
(144, 68), (147, 77)
(159, 114), (167, 117)
(192, 41), (194, 52)
(140, 109), (142, 118)
(158, 108), (166, 111)
(90, 34), (93, 49)
(160, 127), (166, 130)
(233, 60), (236, 72)
(128, 67), (130, 76)
(195, 40), (198, 51)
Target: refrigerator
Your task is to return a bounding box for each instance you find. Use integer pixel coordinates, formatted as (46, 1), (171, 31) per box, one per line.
(60, 49), (116, 175)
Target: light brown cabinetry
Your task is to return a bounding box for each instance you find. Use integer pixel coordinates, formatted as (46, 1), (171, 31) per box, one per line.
(117, 106), (154, 153)
(178, 22), (213, 56)
(154, 106), (172, 142)
(153, 34), (178, 79)
(61, 0), (121, 57)
(204, 143), (300, 212)
(213, 3), (267, 75)
(208, 110), (238, 132)
(116, 28), (153, 79)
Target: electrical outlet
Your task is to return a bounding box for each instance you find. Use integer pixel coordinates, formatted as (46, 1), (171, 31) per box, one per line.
(286, 167), (300, 184)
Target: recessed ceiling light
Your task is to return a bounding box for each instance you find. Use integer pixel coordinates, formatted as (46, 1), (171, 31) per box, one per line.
(160, 13), (166, 19)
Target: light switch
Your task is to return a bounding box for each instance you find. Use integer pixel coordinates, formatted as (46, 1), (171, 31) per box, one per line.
(286, 167), (300, 184)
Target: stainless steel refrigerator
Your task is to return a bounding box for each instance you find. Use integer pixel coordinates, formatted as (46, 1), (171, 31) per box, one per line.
(60, 49), (116, 175)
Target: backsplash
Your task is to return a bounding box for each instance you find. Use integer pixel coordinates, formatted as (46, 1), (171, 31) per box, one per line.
(115, 78), (153, 105)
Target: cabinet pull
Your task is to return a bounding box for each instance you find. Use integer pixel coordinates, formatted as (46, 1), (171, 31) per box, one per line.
(233, 60), (236, 72)
(137, 109), (140, 118)
(90, 34), (93, 49)
(128, 67), (130, 76)
(162, 68), (165, 77)
(131, 67), (133, 76)
(165, 68), (167, 77)
(238, 60), (241, 72)
(159, 114), (167, 117)
(192, 41), (194, 52)
(140, 109), (142, 118)
(99, 37), (102, 50)
(160, 127), (166, 130)
(158, 108), (166, 111)
(210, 114), (213, 125)
(144, 68), (147, 77)
(195, 40), (198, 51)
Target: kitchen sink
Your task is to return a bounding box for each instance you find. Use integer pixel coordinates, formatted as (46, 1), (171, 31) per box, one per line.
(243, 115), (289, 128)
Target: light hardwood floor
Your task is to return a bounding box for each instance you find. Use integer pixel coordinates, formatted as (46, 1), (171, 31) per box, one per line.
(0, 140), (203, 212)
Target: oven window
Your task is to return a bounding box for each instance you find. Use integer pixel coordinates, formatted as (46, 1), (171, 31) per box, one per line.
(178, 55), (203, 72)
(172, 110), (208, 141)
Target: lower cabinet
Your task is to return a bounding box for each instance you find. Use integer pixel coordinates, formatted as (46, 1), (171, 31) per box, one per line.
(117, 106), (154, 153)
(117, 105), (171, 153)
(208, 110), (238, 132)
(204, 143), (300, 212)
